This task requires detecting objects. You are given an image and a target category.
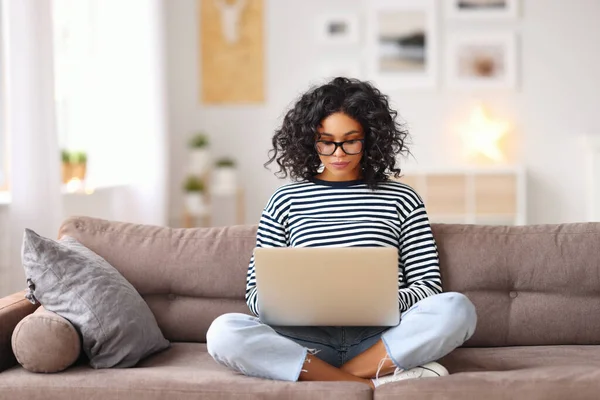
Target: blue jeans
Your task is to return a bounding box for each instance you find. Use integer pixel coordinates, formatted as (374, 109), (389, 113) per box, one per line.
(207, 292), (477, 381)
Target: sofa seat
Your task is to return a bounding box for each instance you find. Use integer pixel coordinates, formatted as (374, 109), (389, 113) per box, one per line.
(0, 343), (372, 400)
(442, 345), (600, 372)
(2, 343), (600, 400)
(375, 346), (600, 399)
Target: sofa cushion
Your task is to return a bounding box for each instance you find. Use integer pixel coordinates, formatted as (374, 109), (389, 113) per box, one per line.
(58, 217), (257, 341)
(432, 223), (600, 347)
(143, 295), (249, 342)
(375, 345), (600, 399)
(58, 217), (256, 300)
(11, 307), (80, 373)
(440, 345), (600, 373)
(0, 343), (372, 400)
(21, 229), (170, 368)
(374, 366), (600, 400)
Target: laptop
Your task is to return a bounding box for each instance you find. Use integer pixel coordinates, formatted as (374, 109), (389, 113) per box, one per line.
(253, 247), (400, 327)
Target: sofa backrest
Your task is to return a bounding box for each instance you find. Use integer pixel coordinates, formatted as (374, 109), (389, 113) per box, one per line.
(58, 217), (253, 343)
(433, 222), (600, 347)
(59, 217), (600, 347)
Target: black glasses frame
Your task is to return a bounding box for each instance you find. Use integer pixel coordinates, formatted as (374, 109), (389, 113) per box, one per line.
(314, 139), (365, 156)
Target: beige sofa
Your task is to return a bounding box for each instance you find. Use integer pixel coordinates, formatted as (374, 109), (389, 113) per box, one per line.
(1, 216), (600, 399)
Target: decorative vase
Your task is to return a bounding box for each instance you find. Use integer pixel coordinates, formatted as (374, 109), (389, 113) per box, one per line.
(190, 149), (210, 176)
(212, 167), (237, 196)
(61, 163), (72, 184)
(185, 192), (206, 216)
(71, 163), (87, 181)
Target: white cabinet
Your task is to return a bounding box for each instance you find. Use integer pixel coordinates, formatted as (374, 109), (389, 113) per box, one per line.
(394, 166), (526, 225)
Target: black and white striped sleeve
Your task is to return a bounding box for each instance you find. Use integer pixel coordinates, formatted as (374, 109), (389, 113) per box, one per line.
(397, 204), (443, 312)
(245, 210), (287, 316)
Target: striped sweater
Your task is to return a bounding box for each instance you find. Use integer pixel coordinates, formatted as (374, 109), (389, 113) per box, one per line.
(245, 177), (442, 317)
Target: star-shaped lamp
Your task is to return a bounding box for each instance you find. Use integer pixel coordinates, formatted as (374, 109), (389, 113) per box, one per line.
(459, 105), (509, 163)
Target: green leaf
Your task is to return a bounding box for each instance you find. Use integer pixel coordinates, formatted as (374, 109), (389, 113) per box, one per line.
(183, 175), (205, 192)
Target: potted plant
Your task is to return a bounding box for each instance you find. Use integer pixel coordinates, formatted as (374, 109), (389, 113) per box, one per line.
(212, 157), (237, 196)
(70, 151), (87, 181)
(189, 132), (210, 175)
(183, 175), (206, 216)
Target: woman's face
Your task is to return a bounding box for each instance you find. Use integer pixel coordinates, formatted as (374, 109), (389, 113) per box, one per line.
(315, 112), (365, 181)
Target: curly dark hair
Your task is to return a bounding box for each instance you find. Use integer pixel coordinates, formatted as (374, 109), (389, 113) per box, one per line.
(265, 77), (410, 190)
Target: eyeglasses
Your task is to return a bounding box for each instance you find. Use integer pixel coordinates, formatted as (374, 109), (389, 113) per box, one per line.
(314, 139), (364, 156)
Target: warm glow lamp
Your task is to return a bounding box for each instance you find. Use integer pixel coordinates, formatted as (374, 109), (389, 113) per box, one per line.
(459, 104), (509, 163)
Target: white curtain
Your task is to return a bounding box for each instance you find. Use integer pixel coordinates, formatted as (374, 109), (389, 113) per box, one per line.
(90, 0), (169, 226)
(2, 0), (63, 296)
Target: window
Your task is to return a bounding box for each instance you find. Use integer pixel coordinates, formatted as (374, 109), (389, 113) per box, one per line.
(52, 0), (96, 152)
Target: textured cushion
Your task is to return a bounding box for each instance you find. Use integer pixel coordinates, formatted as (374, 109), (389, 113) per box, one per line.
(57, 217), (256, 300)
(11, 307), (80, 373)
(378, 346), (600, 400)
(58, 217), (257, 341)
(374, 366), (600, 400)
(432, 223), (600, 347)
(0, 290), (39, 373)
(21, 229), (170, 368)
(0, 343), (372, 400)
(440, 345), (600, 373)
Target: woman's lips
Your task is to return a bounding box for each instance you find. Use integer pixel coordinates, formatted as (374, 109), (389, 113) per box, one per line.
(331, 162), (350, 169)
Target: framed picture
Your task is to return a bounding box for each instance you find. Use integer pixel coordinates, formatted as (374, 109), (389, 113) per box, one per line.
(445, 0), (519, 19)
(445, 32), (517, 89)
(200, 0), (265, 104)
(366, 0), (438, 89)
(315, 14), (359, 45)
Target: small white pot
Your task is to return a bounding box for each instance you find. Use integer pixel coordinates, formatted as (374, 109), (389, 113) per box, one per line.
(189, 148), (211, 175)
(185, 192), (206, 215)
(212, 167), (237, 195)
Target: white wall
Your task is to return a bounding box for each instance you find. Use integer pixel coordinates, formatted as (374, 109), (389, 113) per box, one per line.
(167, 0), (600, 225)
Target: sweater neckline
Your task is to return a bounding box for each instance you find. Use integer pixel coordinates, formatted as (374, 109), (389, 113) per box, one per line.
(310, 177), (365, 188)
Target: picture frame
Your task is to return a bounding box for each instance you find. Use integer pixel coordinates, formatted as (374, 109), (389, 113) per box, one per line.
(445, 0), (519, 20)
(315, 13), (360, 45)
(366, 0), (438, 89)
(445, 32), (517, 89)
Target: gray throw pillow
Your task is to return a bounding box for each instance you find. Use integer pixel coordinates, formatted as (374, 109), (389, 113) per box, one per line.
(21, 228), (170, 368)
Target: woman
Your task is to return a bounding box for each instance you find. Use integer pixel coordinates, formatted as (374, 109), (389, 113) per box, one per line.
(207, 77), (477, 389)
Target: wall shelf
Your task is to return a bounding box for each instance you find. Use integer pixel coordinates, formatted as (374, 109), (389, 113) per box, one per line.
(182, 186), (245, 228)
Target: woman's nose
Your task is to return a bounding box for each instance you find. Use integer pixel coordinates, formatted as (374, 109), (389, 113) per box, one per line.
(333, 144), (346, 157)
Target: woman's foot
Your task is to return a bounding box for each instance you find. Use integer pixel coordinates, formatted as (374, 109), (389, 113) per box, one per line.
(371, 362), (449, 388)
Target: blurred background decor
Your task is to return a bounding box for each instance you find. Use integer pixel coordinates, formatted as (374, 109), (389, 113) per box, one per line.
(315, 13), (359, 45)
(445, 0), (520, 19)
(188, 132), (211, 177)
(61, 150), (88, 184)
(183, 175), (206, 217)
(200, 0), (265, 104)
(212, 157), (237, 196)
(367, 0), (438, 88)
(180, 131), (244, 228)
(446, 32), (517, 89)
